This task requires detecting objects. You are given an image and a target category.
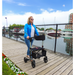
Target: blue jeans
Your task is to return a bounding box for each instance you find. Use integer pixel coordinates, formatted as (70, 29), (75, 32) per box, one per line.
(25, 38), (34, 56)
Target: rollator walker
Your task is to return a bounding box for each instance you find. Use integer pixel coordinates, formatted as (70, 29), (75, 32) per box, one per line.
(24, 34), (48, 68)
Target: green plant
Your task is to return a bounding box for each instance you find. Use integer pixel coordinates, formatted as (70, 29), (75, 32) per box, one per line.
(2, 53), (28, 75)
(4, 57), (8, 61)
(2, 58), (16, 75)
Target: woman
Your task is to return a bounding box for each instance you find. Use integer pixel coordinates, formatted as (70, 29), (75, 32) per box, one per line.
(24, 16), (39, 59)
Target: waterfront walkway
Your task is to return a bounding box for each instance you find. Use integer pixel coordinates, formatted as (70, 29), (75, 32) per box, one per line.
(2, 37), (73, 75)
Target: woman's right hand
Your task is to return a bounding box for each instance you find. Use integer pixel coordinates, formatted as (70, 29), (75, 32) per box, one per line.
(27, 36), (29, 39)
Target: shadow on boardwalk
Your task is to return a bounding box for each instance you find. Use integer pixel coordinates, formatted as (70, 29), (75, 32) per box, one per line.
(2, 37), (73, 75)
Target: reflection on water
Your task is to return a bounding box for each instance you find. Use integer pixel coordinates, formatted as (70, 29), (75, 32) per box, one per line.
(64, 37), (73, 56)
(4, 34), (73, 56)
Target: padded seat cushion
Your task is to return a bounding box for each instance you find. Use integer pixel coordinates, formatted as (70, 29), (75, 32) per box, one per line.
(30, 47), (43, 51)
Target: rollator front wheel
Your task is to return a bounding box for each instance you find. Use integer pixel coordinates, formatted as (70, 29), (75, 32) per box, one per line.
(44, 56), (48, 63)
(31, 60), (35, 68)
(24, 57), (28, 63)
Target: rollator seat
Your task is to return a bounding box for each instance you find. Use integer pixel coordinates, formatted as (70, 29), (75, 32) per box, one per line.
(30, 47), (43, 51)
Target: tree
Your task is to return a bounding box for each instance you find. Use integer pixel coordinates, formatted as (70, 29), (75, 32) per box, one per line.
(46, 28), (54, 31)
(49, 28), (54, 30)
(9, 24), (24, 29)
(58, 29), (61, 31)
(40, 28), (44, 30)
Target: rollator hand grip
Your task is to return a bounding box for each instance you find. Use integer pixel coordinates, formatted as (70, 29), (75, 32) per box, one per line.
(29, 37), (34, 42)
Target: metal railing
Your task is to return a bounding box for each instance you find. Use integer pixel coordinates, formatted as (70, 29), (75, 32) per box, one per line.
(2, 23), (73, 53)
(36, 23), (73, 53)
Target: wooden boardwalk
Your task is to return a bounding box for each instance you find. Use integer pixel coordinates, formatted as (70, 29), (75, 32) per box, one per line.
(2, 37), (73, 75)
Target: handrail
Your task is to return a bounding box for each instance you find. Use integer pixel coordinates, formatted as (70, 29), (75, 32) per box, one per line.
(36, 23), (73, 26)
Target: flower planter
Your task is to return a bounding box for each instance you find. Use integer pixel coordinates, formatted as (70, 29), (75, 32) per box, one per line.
(2, 53), (27, 75)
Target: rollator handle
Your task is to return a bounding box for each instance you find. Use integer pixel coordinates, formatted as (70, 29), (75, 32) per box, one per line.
(29, 37), (34, 42)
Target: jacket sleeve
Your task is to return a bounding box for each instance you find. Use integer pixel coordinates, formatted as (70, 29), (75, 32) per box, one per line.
(24, 24), (28, 38)
(35, 25), (39, 36)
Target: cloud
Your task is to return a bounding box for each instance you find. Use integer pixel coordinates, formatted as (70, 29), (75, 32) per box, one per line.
(40, 9), (46, 12)
(18, 3), (27, 6)
(40, 9), (49, 14)
(63, 4), (65, 7)
(2, 9), (73, 30)
(48, 8), (54, 11)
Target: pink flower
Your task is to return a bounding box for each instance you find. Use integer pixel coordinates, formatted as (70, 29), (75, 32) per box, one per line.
(4, 57), (6, 58)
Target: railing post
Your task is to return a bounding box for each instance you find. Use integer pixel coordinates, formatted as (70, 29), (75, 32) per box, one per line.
(54, 24), (58, 53)
(16, 27), (18, 41)
(9, 27), (10, 39)
(3, 26), (5, 37)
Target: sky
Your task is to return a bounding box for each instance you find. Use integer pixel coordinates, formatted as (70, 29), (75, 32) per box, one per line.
(2, 0), (73, 29)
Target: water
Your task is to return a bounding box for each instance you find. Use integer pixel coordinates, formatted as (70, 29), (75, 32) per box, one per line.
(4, 34), (73, 56)
(33, 36), (73, 56)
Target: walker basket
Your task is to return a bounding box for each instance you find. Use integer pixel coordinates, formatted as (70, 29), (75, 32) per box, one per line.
(32, 49), (46, 59)
(34, 34), (45, 41)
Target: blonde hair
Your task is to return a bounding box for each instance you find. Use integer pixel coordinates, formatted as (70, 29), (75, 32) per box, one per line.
(27, 16), (33, 25)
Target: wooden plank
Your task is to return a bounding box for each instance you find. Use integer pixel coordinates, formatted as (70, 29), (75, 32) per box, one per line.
(68, 69), (73, 75)
(61, 64), (73, 75)
(53, 60), (72, 75)
(36, 57), (68, 75)
(45, 57), (72, 75)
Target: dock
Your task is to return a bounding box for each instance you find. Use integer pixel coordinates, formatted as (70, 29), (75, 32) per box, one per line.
(2, 37), (73, 75)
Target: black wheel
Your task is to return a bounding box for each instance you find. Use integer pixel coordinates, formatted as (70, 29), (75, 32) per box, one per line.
(31, 60), (35, 68)
(37, 54), (40, 59)
(44, 56), (48, 63)
(24, 57), (27, 63)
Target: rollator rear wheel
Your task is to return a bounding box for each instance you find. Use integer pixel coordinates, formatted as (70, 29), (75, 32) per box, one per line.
(44, 56), (48, 63)
(31, 60), (35, 68)
(24, 57), (27, 63)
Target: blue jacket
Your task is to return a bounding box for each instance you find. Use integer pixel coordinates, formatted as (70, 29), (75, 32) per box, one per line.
(24, 23), (39, 39)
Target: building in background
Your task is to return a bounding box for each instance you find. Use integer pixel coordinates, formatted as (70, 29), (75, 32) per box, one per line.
(61, 13), (73, 37)
(65, 13), (73, 30)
